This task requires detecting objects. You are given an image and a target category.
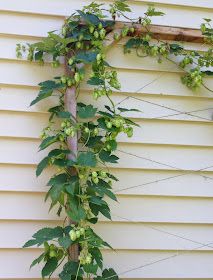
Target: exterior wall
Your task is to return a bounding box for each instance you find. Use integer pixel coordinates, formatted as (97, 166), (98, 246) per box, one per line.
(0, 0), (213, 279)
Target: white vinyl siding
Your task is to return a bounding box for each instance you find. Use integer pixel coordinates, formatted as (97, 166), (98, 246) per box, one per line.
(0, 1), (213, 279)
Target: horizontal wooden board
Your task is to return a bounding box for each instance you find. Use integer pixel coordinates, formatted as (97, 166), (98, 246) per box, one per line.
(1, 192), (213, 223)
(2, 220), (213, 251)
(1, 138), (213, 171)
(1, 164), (213, 198)
(1, 111), (213, 146)
(0, 0), (212, 30)
(1, 61), (212, 97)
(1, 36), (211, 74)
(0, 249), (213, 278)
(1, 86), (213, 123)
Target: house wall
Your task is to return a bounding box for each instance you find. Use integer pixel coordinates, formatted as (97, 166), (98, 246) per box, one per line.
(0, 0), (213, 279)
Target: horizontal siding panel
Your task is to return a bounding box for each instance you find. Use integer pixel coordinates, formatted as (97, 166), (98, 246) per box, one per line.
(2, 220), (213, 251)
(1, 111), (213, 146)
(1, 165), (213, 198)
(0, 1), (212, 29)
(0, 249), (213, 278)
(1, 86), (213, 123)
(1, 192), (213, 223)
(0, 12), (63, 37)
(1, 138), (213, 171)
(1, 61), (212, 97)
(1, 36), (209, 74)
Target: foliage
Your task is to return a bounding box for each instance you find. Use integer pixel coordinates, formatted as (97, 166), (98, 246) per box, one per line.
(16, 0), (213, 279)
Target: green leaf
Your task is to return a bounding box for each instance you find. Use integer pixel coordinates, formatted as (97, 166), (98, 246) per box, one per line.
(114, 0), (131, 12)
(30, 253), (45, 269)
(83, 263), (98, 274)
(58, 236), (72, 249)
(47, 183), (65, 204)
(106, 140), (117, 151)
(86, 136), (103, 148)
(124, 118), (140, 127)
(42, 257), (58, 278)
(23, 239), (39, 248)
(124, 38), (144, 50)
(48, 173), (68, 187)
(117, 107), (141, 112)
(68, 197), (86, 222)
(90, 196), (104, 206)
(33, 227), (64, 241)
(77, 151), (97, 167)
(39, 136), (58, 150)
(90, 247), (103, 269)
(107, 173), (119, 181)
(76, 51), (98, 63)
(202, 70), (213, 76)
(87, 77), (104, 85)
(65, 176), (79, 195)
(48, 149), (70, 158)
(99, 150), (119, 163)
(59, 261), (83, 280)
(36, 157), (49, 177)
(169, 43), (184, 53)
(57, 111), (71, 118)
(102, 268), (119, 280)
(30, 88), (53, 106)
(145, 6), (165, 17)
(39, 80), (61, 89)
(77, 10), (100, 25)
(78, 104), (97, 119)
(96, 181), (117, 201)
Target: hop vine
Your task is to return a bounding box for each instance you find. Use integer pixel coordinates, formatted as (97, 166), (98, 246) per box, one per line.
(16, 1), (213, 279)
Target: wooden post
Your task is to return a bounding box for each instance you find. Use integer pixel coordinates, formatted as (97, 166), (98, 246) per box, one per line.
(64, 59), (79, 262)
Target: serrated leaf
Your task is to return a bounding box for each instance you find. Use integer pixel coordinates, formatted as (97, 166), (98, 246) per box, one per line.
(47, 183), (65, 204)
(202, 70), (213, 76)
(58, 236), (72, 249)
(117, 107), (141, 112)
(83, 263), (98, 274)
(36, 157), (49, 177)
(124, 118), (140, 127)
(107, 173), (119, 181)
(42, 257), (58, 278)
(65, 176), (79, 195)
(33, 227), (63, 241)
(169, 43), (183, 53)
(86, 136), (103, 148)
(90, 247), (103, 269)
(87, 77), (104, 85)
(102, 268), (119, 280)
(57, 111), (71, 118)
(78, 104), (97, 119)
(48, 149), (70, 158)
(77, 151), (97, 167)
(39, 136), (58, 150)
(59, 261), (82, 280)
(99, 150), (119, 163)
(23, 239), (39, 248)
(68, 196), (86, 222)
(39, 80), (61, 89)
(48, 173), (68, 187)
(30, 253), (45, 269)
(30, 88), (53, 106)
(76, 51), (98, 63)
(77, 10), (100, 25)
(90, 196), (104, 206)
(124, 38), (144, 50)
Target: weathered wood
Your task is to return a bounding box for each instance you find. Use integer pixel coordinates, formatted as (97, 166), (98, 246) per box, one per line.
(112, 21), (204, 43)
(64, 59), (79, 262)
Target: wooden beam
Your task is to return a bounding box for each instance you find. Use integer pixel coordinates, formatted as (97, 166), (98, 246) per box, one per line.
(109, 21), (204, 43)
